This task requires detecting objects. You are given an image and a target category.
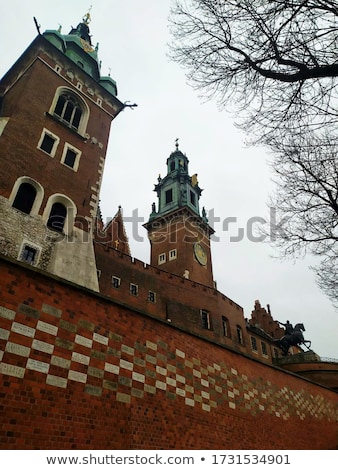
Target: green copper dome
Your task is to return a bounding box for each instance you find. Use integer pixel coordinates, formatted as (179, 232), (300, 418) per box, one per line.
(43, 12), (118, 97)
(149, 143), (208, 223)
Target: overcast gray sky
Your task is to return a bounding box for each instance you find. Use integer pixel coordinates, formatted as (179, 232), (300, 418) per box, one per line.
(2, 0), (337, 359)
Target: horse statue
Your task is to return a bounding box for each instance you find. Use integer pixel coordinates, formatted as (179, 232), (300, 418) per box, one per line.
(274, 322), (311, 356)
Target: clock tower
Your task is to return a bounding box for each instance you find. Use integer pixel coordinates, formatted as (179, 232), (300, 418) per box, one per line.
(144, 142), (215, 287)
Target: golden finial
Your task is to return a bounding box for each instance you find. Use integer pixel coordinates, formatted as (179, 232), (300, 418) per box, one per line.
(83, 5), (92, 25)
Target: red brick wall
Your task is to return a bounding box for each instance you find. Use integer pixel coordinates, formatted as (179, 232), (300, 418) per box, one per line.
(0, 256), (337, 450)
(95, 244), (248, 353)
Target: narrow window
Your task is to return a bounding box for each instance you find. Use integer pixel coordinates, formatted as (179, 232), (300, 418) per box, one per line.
(236, 325), (243, 344)
(130, 283), (138, 296)
(61, 144), (81, 171)
(148, 291), (156, 303)
(12, 183), (36, 214)
(170, 161), (175, 171)
(158, 253), (166, 265)
(250, 336), (258, 352)
(190, 190), (196, 206)
(64, 148), (77, 168)
(165, 188), (173, 204)
(54, 94), (66, 116)
(112, 276), (121, 288)
(40, 134), (56, 154)
(201, 310), (211, 330)
(20, 245), (37, 265)
(47, 202), (67, 232)
(222, 316), (230, 337)
(38, 129), (59, 157)
(169, 249), (177, 260)
(261, 341), (268, 357)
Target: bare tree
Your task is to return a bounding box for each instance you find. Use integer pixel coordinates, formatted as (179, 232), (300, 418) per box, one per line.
(267, 133), (338, 305)
(169, 0), (338, 305)
(315, 257), (338, 307)
(169, 0), (338, 144)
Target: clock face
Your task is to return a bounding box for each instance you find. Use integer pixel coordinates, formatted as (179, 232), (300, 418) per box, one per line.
(194, 242), (207, 266)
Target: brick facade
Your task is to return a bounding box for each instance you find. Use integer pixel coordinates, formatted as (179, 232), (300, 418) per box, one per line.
(0, 256), (337, 449)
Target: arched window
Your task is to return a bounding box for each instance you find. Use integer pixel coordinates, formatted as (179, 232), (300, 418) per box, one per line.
(47, 202), (67, 232)
(43, 194), (77, 236)
(9, 177), (44, 216)
(12, 182), (37, 214)
(54, 93), (82, 129)
(51, 88), (89, 134)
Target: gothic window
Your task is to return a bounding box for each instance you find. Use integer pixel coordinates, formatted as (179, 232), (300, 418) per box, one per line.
(47, 202), (67, 232)
(54, 93), (82, 129)
(51, 88), (89, 134)
(222, 316), (231, 337)
(201, 309), (211, 330)
(165, 188), (173, 204)
(12, 182), (36, 214)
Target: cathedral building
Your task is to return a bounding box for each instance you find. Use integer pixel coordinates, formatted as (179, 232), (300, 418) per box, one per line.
(0, 12), (337, 450)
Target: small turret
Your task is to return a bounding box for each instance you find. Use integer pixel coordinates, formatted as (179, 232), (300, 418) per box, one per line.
(149, 139), (203, 221)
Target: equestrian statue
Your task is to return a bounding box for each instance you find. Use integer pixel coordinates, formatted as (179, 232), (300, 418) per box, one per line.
(274, 321), (312, 356)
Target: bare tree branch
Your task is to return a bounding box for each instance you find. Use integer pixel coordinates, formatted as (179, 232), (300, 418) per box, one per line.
(169, 1), (338, 306)
(169, 0), (338, 143)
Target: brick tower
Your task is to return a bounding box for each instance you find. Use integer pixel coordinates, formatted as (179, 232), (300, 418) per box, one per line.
(144, 141), (215, 287)
(0, 12), (125, 291)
